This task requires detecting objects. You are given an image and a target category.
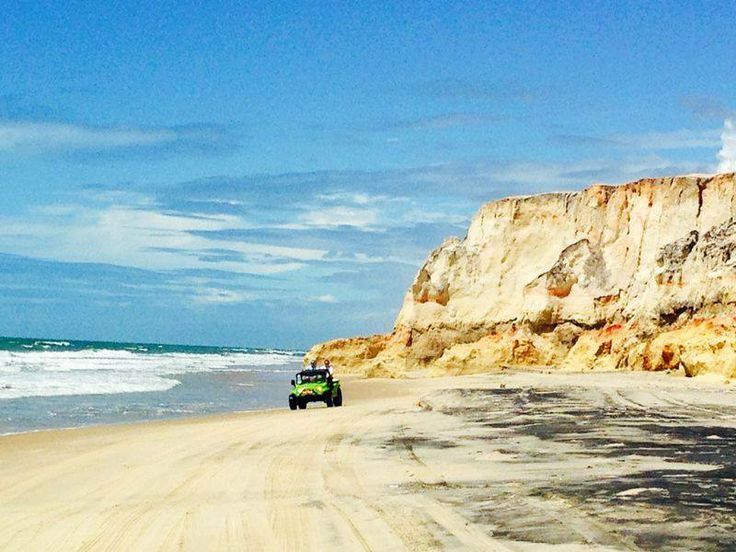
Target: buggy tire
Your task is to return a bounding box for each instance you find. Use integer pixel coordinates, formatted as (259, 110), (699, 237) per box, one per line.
(297, 400), (307, 410)
(325, 396), (334, 407)
(334, 388), (343, 407)
(288, 396), (297, 410)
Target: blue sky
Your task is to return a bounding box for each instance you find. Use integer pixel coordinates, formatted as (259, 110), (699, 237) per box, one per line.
(1, 1), (734, 348)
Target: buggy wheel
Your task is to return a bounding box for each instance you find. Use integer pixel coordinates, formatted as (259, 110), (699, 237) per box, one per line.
(297, 399), (307, 409)
(288, 396), (297, 410)
(325, 396), (334, 407)
(334, 388), (343, 407)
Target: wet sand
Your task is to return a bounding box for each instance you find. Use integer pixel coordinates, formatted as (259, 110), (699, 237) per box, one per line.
(0, 372), (733, 551)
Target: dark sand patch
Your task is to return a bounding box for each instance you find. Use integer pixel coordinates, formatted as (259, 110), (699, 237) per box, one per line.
(395, 374), (736, 551)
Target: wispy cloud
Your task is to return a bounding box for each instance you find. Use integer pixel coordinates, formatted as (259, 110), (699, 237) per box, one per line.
(681, 95), (736, 120)
(313, 294), (338, 304)
(315, 192), (403, 205)
(192, 287), (256, 305)
(415, 78), (536, 102)
(551, 128), (720, 151)
(614, 129), (721, 150)
(384, 112), (501, 130)
(487, 156), (714, 188)
(0, 204), (323, 275)
(549, 134), (623, 147)
(0, 120), (239, 156)
(1, 149), (721, 317)
(291, 206), (380, 230)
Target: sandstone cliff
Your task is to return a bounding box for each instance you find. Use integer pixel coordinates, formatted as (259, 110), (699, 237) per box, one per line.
(307, 173), (736, 380)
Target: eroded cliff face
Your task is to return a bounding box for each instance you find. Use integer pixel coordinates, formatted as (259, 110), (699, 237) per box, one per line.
(307, 173), (736, 379)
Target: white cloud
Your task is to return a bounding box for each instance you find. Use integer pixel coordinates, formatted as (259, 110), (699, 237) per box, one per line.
(717, 119), (736, 173)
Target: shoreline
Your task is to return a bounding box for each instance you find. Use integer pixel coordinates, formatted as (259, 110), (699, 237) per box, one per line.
(0, 368), (728, 440)
(0, 374), (370, 440)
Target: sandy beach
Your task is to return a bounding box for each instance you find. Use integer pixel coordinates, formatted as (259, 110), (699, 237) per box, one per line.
(1, 372), (734, 551)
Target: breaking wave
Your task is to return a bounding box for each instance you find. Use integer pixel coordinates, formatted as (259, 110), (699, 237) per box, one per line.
(0, 338), (302, 399)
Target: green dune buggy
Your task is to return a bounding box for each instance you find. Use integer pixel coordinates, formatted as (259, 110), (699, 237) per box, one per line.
(289, 369), (343, 410)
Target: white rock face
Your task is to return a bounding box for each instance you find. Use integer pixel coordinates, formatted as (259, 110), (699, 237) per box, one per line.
(308, 173), (736, 379)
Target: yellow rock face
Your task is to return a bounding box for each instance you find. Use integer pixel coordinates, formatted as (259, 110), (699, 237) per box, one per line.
(642, 318), (736, 379)
(308, 173), (736, 380)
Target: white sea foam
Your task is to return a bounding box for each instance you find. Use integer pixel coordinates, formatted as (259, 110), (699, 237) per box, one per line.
(37, 340), (71, 348)
(0, 349), (301, 399)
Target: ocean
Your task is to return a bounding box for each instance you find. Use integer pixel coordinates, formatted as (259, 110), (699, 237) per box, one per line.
(0, 336), (304, 434)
